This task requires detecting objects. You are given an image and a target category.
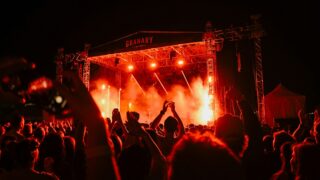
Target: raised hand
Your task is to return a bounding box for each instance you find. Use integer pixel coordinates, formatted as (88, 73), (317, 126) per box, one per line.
(169, 101), (176, 113)
(162, 100), (169, 113)
(298, 109), (307, 124)
(55, 71), (120, 180)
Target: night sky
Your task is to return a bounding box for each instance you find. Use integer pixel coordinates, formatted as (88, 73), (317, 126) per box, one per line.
(1, 0), (319, 109)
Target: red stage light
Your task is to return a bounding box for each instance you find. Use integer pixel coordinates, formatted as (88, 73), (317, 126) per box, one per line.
(31, 63), (36, 69)
(177, 59), (184, 66)
(150, 62), (157, 69)
(128, 64), (134, 71)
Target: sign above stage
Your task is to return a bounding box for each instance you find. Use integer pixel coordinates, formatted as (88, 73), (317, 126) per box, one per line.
(125, 36), (153, 48)
(89, 31), (203, 56)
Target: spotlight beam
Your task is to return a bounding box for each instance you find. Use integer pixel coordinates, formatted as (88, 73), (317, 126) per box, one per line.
(118, 88), (121, 111)
(154, 73), (168, 95)
(171, 46), (182, 55)
(107, 85), (110, 117)
(181, 70), (193, 94)
(131, 74), (146, 96)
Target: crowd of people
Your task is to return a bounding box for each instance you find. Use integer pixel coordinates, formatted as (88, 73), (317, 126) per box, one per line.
(1, 68), (320, 180)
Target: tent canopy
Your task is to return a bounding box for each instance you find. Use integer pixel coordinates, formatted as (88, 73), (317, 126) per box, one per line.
(265, 84), (305, 127)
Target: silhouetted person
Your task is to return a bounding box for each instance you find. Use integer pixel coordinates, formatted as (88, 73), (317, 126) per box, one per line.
(271, 142), (294, 180)
(150, 101), (185, 156)
(167, 133), (243, 180)
(4, 114), (24, 142)
(215, 114), (245, 157)
(0, 138), (59, 179)
(37, 133), (70, 179)
(291, 143), (320, 180)
(34, 127), (46, 143)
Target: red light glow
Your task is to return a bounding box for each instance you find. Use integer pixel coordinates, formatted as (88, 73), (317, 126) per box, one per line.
(177, 59), (184, 66)
(28, 77), (53, 93)
(150, 62), (157, 69)
(128, 64), (134, 71)
(101, 84), (106, 90)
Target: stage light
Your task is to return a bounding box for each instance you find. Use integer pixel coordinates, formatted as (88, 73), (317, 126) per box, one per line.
(128, 64), (134, 71)
(177, 59), (184, 66)
(128, 102), (133, 110)
(150, 62), (157, 69)
(31, 63), (36, 69)
(101, 84), (106, 90)
(208, 76), (213, 83)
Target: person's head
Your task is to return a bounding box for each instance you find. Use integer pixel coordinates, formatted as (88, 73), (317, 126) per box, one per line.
(164, 116), (178, 134)
(291, 143), (320, 179)
(168, 133), (243, 180)
(23, 123), (33, 138)
(262, 135), (273, 153)
(16, 138), (40, 169)
(0, 137), (17, 171)
(273, 130), (295, 152)
(10, 114), (24, 131)
(34, 127), (46, 143)
(214, 114), (245, 156)
(126, 111), (140, 133)
(38, 133), (65, 173)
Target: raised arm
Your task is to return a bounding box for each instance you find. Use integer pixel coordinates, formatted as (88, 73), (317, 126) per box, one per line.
(127, 112), (166, 179)
(56, 71), (120, 180)
(112, 108), (129, 137)
(169, 102), (185, 139)
(292, 109), (312, 142)
(150, 101), (169, 129)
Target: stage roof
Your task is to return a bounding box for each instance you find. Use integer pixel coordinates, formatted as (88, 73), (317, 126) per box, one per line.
(88, 31), (209, 71)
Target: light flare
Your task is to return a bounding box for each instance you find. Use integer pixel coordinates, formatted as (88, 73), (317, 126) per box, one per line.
(101, 84), (106, 90)
(128, 64), (134, 71)
(150, 62), (157, 69)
